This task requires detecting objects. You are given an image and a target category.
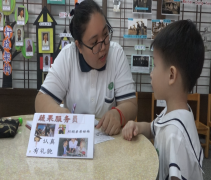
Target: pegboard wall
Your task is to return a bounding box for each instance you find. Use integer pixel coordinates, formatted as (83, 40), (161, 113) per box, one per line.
(0, 0), (211, 94)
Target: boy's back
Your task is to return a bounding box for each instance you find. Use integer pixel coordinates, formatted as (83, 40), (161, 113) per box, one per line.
(152, 107), (203, 179)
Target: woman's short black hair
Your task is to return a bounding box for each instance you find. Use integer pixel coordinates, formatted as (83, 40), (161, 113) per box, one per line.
(151, 20), (204, 92)
(69, 0), (111, 44)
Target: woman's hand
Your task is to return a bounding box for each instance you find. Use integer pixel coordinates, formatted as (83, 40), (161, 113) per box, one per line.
(96, 109), (121, 135)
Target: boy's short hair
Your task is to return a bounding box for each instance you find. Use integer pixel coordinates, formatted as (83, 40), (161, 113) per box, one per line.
(151, 20), (204, 92)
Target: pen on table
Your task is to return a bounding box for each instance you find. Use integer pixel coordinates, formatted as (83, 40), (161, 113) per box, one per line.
(72, 103), (76, 113)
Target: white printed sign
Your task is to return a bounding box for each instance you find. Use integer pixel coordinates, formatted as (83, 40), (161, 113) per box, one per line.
(26, 113), (95, 159)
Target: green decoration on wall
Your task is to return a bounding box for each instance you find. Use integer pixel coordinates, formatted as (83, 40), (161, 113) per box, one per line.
(21, 39), (36, 59)
(0, 0), (16, 15)
(14, 5), (29, 24)
(15, 46), (21, 51)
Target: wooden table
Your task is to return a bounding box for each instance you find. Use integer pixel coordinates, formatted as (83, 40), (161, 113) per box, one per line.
(0, 115), (159, 180)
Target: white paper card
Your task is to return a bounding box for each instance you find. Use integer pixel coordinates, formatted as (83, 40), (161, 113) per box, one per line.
(156, 100), (166, 107)
(26, 113), (95, 159)
(26, 52), (33, 56)
(42, 46), (50, 51)
(94, 129), (114, 144)
(16, 42), (23, 46)
(3, 6), (10, 11)
(0, 27), (3, 31)
(17, 21), (25, 25)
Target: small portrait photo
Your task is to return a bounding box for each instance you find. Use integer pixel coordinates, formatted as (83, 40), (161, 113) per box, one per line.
(133, 0), (152, 14)
(35, 123), (56, 137)
(57, 138), (88, 157)
(151, 20), (171, 40)
(17, 7), (25, 21)
(16, 27), (23, 42)
(43, 54), (50, 72)
(56, 124), (67, 134)
(34, 135), (42, 146)
(162, 0), (180, 15)
(26, 39), (33, 52)
(0, 12), (4, 27)
(131, 55), (150, 73)
(3, 0), (10, 6)
(42, 32), (50, 46)
(61, 40), (69, 49)
(128, 19), (147, 36)
(42, 72), (48, 83)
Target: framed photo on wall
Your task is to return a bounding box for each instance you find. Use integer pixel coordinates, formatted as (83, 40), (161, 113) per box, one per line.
(15, 27), (24, 46)
(133, 0), (152, 14)
(25, 38), (33, 56)
(151, 19), (171, 40)
(38, 28), (54, 53)
(61, 40), (69, 49)
(131, 55), (150, 73)
(17, 6), (25, 25)
(43, 54), (51, 72)
(42, 32), (50, 51)
(2, 0), (11, 11)
(0, 12), (4, 31)
(161, 0), (180, 15)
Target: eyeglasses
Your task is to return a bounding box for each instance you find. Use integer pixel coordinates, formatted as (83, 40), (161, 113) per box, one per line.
(81, 24), (113, 54)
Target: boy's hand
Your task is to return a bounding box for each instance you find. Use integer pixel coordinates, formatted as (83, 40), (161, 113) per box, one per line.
(122, 121), (140, 141)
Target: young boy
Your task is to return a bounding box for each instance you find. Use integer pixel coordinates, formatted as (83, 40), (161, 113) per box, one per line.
(122, 20), (204, 180)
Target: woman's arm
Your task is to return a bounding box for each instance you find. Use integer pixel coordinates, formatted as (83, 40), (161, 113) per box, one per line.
(116, 97), (137, 125)
(35, 91), (70, 113)
(96, 97), (137, 135)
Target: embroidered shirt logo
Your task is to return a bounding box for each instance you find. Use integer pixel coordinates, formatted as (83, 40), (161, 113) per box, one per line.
(108, 82), (114, 90)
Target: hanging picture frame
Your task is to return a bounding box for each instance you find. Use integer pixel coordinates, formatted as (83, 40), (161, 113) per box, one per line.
(14, 5), (29, 25)
(133, 0), (152, 14)
(131, 54), (150, 73)
(161, 0), (180, 15)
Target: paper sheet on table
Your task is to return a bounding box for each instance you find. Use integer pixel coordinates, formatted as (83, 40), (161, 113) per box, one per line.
(94, 129), (114, 144)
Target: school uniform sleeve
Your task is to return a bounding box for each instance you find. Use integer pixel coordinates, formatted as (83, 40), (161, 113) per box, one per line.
(40, 45), (72, 104)
(114, 46), (136, 102)
(164, 126), (190, 180)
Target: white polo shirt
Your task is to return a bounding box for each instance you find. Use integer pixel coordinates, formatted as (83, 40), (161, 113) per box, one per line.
(69, 140), (78, 149)
(40, 41), (136, 118)
(151, 106), (203, 180)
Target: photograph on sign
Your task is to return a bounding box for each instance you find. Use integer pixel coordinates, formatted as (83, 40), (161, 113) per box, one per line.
(133, 0), (152, 14)
(57, 138), (88, 157)
(131, 54), (150, 73)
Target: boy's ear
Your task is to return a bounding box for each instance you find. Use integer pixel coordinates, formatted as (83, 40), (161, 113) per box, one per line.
(169, 66), (177, 85)
(75, 40), (82, 54)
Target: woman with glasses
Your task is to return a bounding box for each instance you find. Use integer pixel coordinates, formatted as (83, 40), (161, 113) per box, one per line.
(35, 0), (137, 136)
